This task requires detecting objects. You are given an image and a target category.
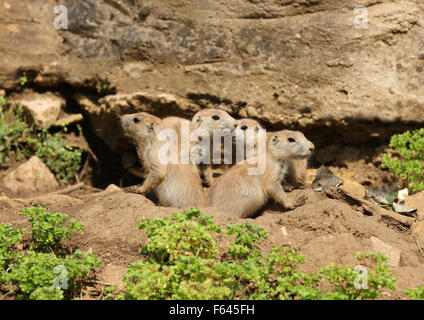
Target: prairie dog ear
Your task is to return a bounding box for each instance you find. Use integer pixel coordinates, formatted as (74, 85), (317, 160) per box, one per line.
(146, 123), (154, 133)
(153, 122), (163, 135)
(255, 126), (259, 132)
(146, 122), (161, 135)
(192, 116), (202, 128)
(272, 135), (279, 144)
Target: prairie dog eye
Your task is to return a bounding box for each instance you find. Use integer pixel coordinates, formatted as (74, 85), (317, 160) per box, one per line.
(241, 125), (248, 130)
(212, 115), (220, 120)
(288, 137), (296, 143)
(133, 117), (140, 123)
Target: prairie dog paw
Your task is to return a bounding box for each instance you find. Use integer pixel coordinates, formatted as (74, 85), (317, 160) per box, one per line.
(295, 195), (308, 207)
(124, 186), (145, 195)
(283, 183), (306, 192)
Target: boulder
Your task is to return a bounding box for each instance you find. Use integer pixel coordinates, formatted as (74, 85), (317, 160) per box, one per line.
(411, 221), (424, 235)
(340, 179), (366, 198)
(2, 156), (59, 195)
(405, 191), (424, 220)
(0, 0), (63, 89)
(0, 0), (423, 146)
(14, 91), (65, 129)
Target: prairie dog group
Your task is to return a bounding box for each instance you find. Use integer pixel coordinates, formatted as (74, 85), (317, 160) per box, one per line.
(120, 109), (315, 216)
(209, 130), (314, 218)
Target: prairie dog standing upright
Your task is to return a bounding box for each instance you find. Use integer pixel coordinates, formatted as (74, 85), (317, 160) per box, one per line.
(122, 116), (190, 178)
(209, 130), (315, 218)
(121, 112), (208, 208)
(234, 118), (310, 187)
(190, 109), (237, 186)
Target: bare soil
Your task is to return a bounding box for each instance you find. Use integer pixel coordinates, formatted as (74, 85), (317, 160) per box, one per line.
(1, 156), (424, 300)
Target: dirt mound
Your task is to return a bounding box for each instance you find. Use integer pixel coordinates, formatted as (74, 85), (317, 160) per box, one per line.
(1, 186), (424, 299)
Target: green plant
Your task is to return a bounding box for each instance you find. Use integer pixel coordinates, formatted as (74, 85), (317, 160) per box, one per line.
(0, 224), (26, 282)
(0, 99), (32, 164)
(5, 250), (100, 299)
(320, 253), (396, 300)
(405, 286), (424, 300)
(104, 285), (117, 300)
(0, 96), (83, 182)
(19, 76), (28, 86)
(121, 209), (397, 300)
(0, 207), (101, 300)
(21, 206), (83, 251)
(29, 286), (64, 300)
(227, 222), (268, 258)
(138, 208), (221, 263)
(382, 128), (424, 192)
(27, 130), (83, 181)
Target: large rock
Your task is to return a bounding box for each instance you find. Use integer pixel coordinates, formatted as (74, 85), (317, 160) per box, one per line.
(2, 156), (59, 195)
(0, 0), (64, 88)
(14, 91), (65, 129)
(1, 0), (424, 145)
(411, 221), (424, 234)
(405, 191), (424, 220)
(340, 179), (366, 198)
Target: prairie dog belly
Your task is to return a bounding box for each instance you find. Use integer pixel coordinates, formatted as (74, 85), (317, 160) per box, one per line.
(210, 170), (267, 218)
(156, 165), (207, 208)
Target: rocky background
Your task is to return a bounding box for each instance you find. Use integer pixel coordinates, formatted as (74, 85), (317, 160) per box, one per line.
(1, 0), (424, 149)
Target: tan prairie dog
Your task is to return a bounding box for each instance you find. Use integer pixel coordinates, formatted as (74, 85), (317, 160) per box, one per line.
(123, 116), (190, 178)
(190, 108), (237, 186)
(234, 118), (310, 188)
(121, 112), (208, 208)
(233, 118), (263, 163)
(209, 130), (315, 218)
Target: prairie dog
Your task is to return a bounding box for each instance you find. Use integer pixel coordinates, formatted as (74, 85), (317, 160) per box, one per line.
(122, 116), (190, 178)
(235, 118), (310, 187)
(209, 130), (315, 218)
(121, 112), (208, 208)
(233, 118), (263, 163)
(190, 108), (237, 186)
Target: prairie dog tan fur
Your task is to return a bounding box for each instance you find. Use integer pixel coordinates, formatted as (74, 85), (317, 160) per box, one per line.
(190, 109), (237, 186)
(123, 116), (190, 178)
(121, 112), (208, 208)
(209, 130), (315, 218)
(233, 118), (263, 163)
(235, 118), (310, 187)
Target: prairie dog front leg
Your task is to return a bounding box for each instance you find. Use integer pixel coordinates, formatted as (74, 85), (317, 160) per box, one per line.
(265, 182), (295, 210)
(126, 171), (162, 195)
